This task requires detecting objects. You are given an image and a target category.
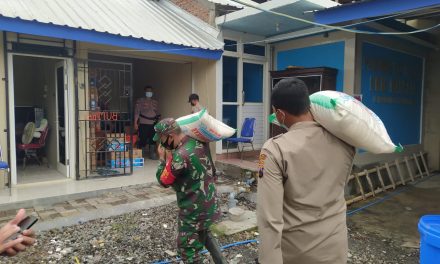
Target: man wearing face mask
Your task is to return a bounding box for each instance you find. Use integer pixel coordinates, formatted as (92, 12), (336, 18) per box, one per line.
(153, 118), (226, 264)
(134, 85), (160, 159)
(257, 78), (355, 264)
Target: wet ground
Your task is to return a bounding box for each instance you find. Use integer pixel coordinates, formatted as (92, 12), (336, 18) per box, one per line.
(348, 173), (440, 250)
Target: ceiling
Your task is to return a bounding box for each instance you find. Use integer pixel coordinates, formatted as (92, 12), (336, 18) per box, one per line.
(216, 0), (338, 37)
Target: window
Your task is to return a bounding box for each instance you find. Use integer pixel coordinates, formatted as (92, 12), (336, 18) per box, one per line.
(243, 63), (263, 102)
(224, 39), (237, 52)
(244, 44), (265, 56)
(222, 56), (238, 102)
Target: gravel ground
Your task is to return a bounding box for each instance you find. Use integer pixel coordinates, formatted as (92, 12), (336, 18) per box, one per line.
(1, 193), (419, 264)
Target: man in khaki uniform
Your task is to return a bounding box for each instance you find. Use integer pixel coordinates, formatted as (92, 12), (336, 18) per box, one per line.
(258, 78), (355, 264)
(134, 85), (160, 159)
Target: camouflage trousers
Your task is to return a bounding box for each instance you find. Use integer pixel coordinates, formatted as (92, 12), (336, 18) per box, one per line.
(177, 226), (227, 264)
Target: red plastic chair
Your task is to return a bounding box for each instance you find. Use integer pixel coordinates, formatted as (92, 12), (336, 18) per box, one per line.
(17, 126), (49, 169)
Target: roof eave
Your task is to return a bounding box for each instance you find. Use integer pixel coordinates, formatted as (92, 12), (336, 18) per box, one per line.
(0, 16), (223, 60)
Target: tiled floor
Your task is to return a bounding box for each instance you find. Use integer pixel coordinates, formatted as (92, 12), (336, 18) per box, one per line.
(0, 158), (160, 205)
(17, 165), (66, 185)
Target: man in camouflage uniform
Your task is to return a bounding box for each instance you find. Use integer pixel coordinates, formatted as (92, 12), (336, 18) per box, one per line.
(153, 118), (226, 264)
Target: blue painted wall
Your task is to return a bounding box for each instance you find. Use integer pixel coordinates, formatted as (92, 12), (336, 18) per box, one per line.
(277, 41), (345, 91)
(361, 42), (423, 146)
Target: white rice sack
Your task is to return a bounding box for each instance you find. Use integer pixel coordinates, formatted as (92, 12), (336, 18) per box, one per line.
(176, 108), (236, 142)
(309, 91), (403, 154)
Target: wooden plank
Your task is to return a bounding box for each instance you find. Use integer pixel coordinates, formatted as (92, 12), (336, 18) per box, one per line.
(395, 159), (406, 185)
(355, 165), (387, 177)
(413, 153), (424, 178)
(420, 151), (430, 177)
(354, 173), (366, 200)
(365, 170), (376, 197)
(376, 166), (387, 191)
(385, 162), (396, 189)
(346, 188), (385, 205)
(404, 156), (415, 182)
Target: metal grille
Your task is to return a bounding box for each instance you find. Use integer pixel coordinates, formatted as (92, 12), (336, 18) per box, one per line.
(76, 59), (134, 178)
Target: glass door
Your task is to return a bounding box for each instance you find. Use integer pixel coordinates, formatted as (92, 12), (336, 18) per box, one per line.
(222, 56), (239, 149)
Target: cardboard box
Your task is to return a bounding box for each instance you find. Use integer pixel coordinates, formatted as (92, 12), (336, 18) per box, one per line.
(106, 132), (138, 148)
(132, 148), (142, 159)
(107, 149), (142, 160)
(108, 151), (130, 160)
(107, 158), (144, 168)
(106, 133), (125, 141)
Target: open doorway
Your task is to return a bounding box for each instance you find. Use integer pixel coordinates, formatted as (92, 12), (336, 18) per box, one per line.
(10, 55), (71, 184)
(77, 54), (191, 179)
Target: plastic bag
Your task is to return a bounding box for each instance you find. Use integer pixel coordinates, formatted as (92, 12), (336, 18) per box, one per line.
(309, 91), (402, 154)
(176, 108), (236, 142)
(269, 91), (403, 154)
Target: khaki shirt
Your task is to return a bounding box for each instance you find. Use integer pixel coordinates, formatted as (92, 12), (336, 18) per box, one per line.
(134, 97), (159, 125)
(257, 121), (355, 264)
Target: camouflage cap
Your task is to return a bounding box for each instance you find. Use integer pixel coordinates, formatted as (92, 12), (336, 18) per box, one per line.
(153, 118), (180, 142)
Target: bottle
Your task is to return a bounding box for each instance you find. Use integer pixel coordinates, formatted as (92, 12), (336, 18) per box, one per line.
(90, 93), (96, 110)
(228, 192), (237, 209)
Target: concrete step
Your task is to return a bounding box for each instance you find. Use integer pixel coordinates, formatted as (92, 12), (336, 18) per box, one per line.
(0, 182), (158, 212)
(216, 159), (258, 175)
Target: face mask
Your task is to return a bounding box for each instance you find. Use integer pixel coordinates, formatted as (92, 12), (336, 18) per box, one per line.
(161, 135), (176, 150)
(269, 112), (288, 130)
(146, 92), (153, 98)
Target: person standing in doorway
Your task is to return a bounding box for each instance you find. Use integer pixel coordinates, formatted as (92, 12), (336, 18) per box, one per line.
(153, 118), (226, 264)
(257, 78), (355, 264)
(134, 85), (160, 159)
(188, 93), (203, 114)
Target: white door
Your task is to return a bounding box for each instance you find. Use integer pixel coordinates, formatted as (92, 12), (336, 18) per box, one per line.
(55, 61), (70, 177)
(221, 57), (265, 151)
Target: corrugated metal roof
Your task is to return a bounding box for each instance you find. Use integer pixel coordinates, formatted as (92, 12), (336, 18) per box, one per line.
(0, 0), (223, 51)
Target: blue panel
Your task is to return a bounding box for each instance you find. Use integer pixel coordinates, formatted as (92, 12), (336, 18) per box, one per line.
(223, 56), (238, 102)
(243, 63), (263, 103)
(277, 42), (345, 91)
(0, 16), (222, 60)
(315, 0), (440, 25)
(361, 42), (423, 146)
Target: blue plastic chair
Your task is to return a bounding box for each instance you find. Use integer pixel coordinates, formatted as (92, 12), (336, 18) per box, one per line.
(0, 145), (10, 194)
(225, 118), (256, 160)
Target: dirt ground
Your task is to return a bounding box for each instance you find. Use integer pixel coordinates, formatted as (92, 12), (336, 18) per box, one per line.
(2, 174), (438, 263)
